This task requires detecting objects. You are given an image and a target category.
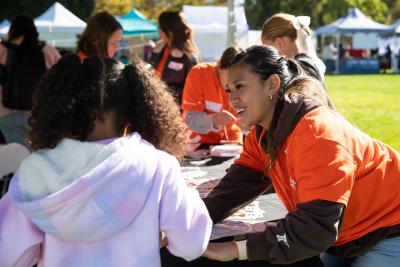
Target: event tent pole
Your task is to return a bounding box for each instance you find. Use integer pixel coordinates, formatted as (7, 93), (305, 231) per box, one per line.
(392, 34), (399, 74)
(335, 34), (340, 74)
(227, 0), (237, 46)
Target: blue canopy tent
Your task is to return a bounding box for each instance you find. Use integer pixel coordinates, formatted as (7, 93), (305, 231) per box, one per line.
(315, 8), (392, 74)
(116, 9), (158, 38)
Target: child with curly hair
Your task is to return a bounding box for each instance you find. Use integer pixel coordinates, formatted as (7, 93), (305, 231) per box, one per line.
(0, 55), (212, 267)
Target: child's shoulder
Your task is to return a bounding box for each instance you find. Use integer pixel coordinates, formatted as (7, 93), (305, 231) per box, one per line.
(129, 133), (179, 165)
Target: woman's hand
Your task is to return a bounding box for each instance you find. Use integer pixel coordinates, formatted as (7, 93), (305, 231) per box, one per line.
(212, 110), (237, 128)
(202, 241), (239, 261)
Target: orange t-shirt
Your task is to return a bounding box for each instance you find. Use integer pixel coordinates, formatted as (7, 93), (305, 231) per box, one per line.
(181, 62), (242, 144)
(155, 46), (170, 79)
(236, 106), (400, 246)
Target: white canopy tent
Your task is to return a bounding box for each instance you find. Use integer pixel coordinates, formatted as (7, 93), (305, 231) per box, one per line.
(0, 2), (86, 47)
(315, 8), (393, 74)
(183, 4), (249, 61)
(34, 2), (86, 47)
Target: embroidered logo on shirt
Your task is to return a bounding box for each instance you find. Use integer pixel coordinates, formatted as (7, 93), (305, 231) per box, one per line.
(168, 61), (184, 71)
(289, 177), (297, 190)
(276, 233), (290, 247)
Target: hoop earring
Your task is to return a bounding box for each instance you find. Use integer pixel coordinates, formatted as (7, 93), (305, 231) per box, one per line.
(270, 95), (273, 100)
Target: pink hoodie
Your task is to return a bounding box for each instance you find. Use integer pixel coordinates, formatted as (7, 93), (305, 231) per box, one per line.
(0, 133), (212, 267)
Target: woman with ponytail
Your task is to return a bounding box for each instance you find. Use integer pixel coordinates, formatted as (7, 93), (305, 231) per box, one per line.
(261, 13), (326, 79)
(149, 11), (200, 105)
(0, 55), (212, 267)
(202, 45), (400, 266)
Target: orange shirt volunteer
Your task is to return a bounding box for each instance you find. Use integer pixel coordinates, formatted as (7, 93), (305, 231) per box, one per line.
(182, 62), (242, 144)
(236, 106), (400, 246)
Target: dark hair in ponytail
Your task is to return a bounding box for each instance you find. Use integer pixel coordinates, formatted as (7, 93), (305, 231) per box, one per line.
(158, 11), (199, 57)
(231, 45), (309, 97)
(230, 45), (331, 161)
(29, 55), (187, 158)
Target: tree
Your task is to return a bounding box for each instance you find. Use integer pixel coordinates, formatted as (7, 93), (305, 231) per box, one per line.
(94, 0), (131, 16)
(244, 0), (392, 30)
(382, 0), (400, 22)
(244, 0), (331, 30)
(347, 0), (388, 23)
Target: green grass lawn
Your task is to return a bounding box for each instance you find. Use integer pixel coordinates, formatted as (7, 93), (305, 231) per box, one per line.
(325, 74), (400, 151)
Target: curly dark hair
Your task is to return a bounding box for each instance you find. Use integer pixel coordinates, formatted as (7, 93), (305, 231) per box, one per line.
(29, 54), (187, 158)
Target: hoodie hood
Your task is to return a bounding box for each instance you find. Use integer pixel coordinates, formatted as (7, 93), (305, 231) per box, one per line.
(9, 133), (158, 242)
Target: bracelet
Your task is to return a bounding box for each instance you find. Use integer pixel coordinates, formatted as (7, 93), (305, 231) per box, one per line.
(234, 239), (248, 260)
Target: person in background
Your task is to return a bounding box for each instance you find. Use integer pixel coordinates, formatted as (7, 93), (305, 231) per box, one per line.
(322, 43), (337, 61)
(181, 46), (242, 145)
(261, 13), (334, 109)
(202, 45), (400, 266)
(150, 11), (200, 104)
(77, 11), (123, 59)
(0, 14), (60, 147)
(261, 13), (326, 79)
(0, 55), (212, 267)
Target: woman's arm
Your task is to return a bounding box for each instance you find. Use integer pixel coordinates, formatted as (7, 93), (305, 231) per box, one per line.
(203, 164), (271, 223)
(245, 200), (344, 263)
(203, 200), (344, 263)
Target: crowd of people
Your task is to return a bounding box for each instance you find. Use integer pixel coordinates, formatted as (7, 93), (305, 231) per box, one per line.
(0, 9), (399, 267)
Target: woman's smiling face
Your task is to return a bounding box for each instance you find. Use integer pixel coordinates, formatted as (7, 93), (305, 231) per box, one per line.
(226, 63), (279, 130)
